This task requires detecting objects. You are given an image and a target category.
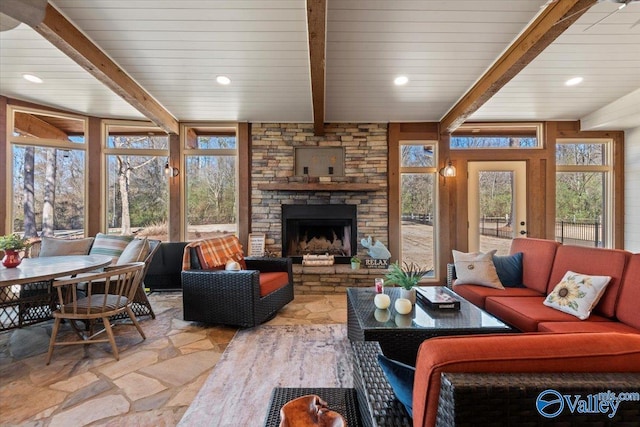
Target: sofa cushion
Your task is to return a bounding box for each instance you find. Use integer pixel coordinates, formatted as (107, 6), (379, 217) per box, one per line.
(412, 332), (640, 427)
(39, 236), (94, 257)
(492, 252), (523, 287)
(616, 254), (640, 330)
(485, 296), (610, 332)
(538, 321), (640, 334)
(259, 272), (289, 297)
(543, 270), (611, 320)
(116, 238), (149, 265)
(377, 354), (415, 417)
(547, 245), (629, 318)
(452, 250), (503, 289)
(89, 233), (134, 263)
(452, 284), (543, 310)
(509, 238), (560, 294)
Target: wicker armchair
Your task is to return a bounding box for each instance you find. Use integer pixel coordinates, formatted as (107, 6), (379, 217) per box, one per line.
(182, 255), (294, 327)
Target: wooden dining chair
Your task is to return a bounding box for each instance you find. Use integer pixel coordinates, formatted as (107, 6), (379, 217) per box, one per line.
(46, 262), (146, 364)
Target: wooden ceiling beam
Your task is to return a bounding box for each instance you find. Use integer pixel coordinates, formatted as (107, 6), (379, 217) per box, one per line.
(32, 4), (179, 135)
(14, 112), (69, 140)
(307, 0), (327, 136)
(441, 0), (597, 134)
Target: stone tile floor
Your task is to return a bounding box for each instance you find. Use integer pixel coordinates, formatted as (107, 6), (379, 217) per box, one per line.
(0, 292), (347, 426)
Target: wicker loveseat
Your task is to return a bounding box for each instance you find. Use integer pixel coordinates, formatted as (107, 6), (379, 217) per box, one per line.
(181, 236), (294, 327)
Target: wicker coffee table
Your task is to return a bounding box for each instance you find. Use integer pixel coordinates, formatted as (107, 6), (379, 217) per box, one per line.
(347, 286), (515, 365)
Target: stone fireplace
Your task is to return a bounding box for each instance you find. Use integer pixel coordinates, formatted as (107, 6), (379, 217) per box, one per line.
(250, 122), (389, 293)
(282, 204), (357, 264)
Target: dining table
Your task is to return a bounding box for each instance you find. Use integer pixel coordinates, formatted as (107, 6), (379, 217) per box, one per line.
(0, 255), (113, 331)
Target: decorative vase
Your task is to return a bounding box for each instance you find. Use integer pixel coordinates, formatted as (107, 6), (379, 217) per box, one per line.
(351, 262), (360, 270)
(400, 287), (416, 304)
(374, 293), (391, 309)
(394, 297), (413, 315)
(2, 249), (23, 268)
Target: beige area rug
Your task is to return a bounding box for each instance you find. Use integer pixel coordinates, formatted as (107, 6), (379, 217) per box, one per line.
(178, 323), (353, 427)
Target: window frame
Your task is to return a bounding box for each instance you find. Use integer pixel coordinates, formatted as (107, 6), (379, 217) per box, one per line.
(102, 120), (169, 234)
(180, 123), (239, 240)
(6, 106), (88, 235)
(555, 137), (614, 248)
(398, 140), (439, 280)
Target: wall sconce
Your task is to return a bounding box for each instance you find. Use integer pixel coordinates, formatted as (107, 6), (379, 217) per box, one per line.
(439, 160), (456, 178)
(164, 163), (179, 178)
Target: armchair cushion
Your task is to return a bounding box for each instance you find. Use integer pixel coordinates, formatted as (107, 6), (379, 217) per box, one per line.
(116, 238), (149, 264)
(89, 233), (134, 263)
(259, 272), (290, 297)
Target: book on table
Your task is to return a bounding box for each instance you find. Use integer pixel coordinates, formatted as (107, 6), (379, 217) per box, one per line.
(416, 287), (461, 310)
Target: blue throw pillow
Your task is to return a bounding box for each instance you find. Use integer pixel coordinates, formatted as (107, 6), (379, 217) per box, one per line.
(377, 354), (415, 417)
(492, 252), (524, 288)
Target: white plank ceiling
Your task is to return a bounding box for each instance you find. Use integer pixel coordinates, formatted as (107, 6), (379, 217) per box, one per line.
(1, 0), (639, 129)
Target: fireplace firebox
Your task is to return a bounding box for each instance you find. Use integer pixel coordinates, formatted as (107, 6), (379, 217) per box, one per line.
(282, 205), (357, 264)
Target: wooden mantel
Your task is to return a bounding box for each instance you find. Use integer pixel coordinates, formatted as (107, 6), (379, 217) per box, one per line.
(257, 183), (383, 192)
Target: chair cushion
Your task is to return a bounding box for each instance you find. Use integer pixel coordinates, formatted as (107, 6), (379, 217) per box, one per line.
(509, 238), (560, 294)
(259, 272), (289, 297)
(39, 237), (94, 257)
(89, 233), (135, 263)
(62, 294), (129, 314)
(116, 238), (149, 265)
(452, 284), (542, 310)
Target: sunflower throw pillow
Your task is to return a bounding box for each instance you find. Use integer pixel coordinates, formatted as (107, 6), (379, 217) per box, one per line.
(543, 270), (611, 320)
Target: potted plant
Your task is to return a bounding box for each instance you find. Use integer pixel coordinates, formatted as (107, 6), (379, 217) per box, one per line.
(384, 261), (432, 303)
(350, 256), (361, 270)
(0, 234), (31, 268)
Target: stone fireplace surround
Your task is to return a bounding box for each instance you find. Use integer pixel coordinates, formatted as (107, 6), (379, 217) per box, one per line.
(251, 123), (390, 293)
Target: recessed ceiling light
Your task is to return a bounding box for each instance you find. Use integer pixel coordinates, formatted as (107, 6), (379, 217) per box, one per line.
(216, 75), (231, 85)
(565, 77), (583, 86)
(23, 74), (43, 84)
(394, 76), (409, 86)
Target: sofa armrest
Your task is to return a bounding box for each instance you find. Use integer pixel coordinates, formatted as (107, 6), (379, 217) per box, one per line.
(437, 372), (640, 426)
(446, 263), (456, 288)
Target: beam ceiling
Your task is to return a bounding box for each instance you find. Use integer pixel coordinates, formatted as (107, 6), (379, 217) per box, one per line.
(306, 0), (327, 136)
(441, 0), (597, 133)
(32, 4), (179, 134)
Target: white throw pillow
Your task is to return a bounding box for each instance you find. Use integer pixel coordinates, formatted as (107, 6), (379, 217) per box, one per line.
(39, 237), (94, 257)
(543, 270), (611, 320)
(452, 249), (504, 289)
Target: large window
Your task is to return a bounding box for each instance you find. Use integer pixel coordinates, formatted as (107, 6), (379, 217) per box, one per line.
(183, 125), (237, 240)
(8, 107), (87, 238)
(400, 143), (436, 272)
(556, 139), (612, 248)
(104, 122), (169, 239)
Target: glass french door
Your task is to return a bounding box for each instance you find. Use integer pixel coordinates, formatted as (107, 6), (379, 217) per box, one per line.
(467, 161), (527, 255)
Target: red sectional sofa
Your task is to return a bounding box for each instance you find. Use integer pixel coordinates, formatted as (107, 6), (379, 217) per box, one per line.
(453, 238), (639, 334)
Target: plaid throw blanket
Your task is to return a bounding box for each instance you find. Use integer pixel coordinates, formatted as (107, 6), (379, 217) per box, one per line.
(182, 235), (245, 270)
